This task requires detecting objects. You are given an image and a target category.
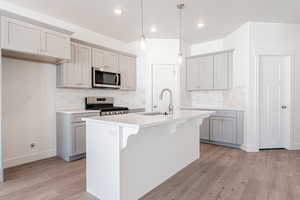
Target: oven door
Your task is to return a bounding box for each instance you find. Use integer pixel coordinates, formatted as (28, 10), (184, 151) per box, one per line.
(92, 68), (121, 88)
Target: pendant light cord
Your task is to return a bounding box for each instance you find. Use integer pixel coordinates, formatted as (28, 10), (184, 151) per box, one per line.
(140, 0), (144, 36)
(179, 6), (182, 54)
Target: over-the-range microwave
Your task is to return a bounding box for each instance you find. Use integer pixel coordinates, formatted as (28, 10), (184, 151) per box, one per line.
(92, 67), (121, 89)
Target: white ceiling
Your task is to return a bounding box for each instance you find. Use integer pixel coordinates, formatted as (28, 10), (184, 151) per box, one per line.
(4, 0), (300, 43)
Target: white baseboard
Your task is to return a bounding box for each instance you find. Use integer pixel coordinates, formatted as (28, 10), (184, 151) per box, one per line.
(4, 149), (56, 168)
(240, 144), (259, 152)
(288, 143), (300, 150)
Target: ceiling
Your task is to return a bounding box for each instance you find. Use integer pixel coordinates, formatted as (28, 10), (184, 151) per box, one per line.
(4, 0), (300, 43)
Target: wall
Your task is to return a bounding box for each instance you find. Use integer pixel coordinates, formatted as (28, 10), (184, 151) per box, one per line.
(2, 58), (56, 168)
(2, 57), (144, 168)
(186, 23), (250, 108)
(128, 39), (182, 112)
(0, 37), (2, 182)
(248, 22), (300, 151)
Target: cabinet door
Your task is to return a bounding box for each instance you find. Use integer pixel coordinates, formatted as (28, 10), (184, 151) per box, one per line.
(92, 48), (119, 72)
(92, 48), (105, 68)
(200, 118), (210, 140)
(72, 123), (86, 156)
(57, 43), (92, 88)
(222, 118), (237, 144)
(186, 57), (201, 90)
(213, 53), (228, 90)
(186, 56), (213, 90)
(42, 30), (71, 59)
(210, 117), (237, 144)
(104, 51), (119, 72)
(210, 117), (224, 142)
(77, 44), (92, 88)
(1, 17), (41, 54)
(120, 55), (136, 90)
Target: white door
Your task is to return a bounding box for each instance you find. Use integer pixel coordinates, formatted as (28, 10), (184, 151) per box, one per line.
(152, 65), (176, 112)
(259, 55), (290, 149)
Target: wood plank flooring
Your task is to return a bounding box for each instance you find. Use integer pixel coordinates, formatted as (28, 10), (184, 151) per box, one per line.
(1, 144), (300, 200)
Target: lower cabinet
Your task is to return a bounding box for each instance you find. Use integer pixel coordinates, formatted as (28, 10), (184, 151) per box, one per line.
(198, 110), (244, 147)
(72, 123), (86, 156)
(210, 117), (237, 144)
(57, 111), (100, 162)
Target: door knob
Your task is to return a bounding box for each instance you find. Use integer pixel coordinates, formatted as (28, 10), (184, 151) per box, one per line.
(153, 105), (157, 108)
(281, 105), (287, 109)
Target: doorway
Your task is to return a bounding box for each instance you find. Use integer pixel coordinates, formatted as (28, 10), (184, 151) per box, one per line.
(151, 64), (177, 112)
(259, 55), (291, 149)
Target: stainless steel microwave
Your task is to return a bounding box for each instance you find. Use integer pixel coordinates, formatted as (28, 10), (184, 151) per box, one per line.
(92, 67), (121, 89)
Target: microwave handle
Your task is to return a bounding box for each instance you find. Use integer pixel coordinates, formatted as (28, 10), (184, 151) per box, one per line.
(116, 74), (120, 85)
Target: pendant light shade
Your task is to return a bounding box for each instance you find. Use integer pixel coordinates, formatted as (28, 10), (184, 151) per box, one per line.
(139, 0), (146, 50)
(177, 3), (184, 64)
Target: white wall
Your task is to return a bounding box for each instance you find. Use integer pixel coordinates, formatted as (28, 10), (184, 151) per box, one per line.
(2, 58), (56, 168)
(129, 39), (181, 112)
(1, 57), (145, 168)
(0, 39), (3, 182)
(190, 39), (224, 56)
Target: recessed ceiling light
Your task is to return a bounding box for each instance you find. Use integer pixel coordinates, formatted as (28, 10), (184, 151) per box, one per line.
(114, 8), (123, 15)
(197, 23), (205, 29)
(150, 26), (157, 32)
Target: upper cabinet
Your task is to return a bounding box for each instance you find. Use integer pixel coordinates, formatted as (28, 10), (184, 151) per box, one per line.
(186, 50), (233, 91)
(57, 42), (92, 88)
(1, 16), (72, 62)
(119, 55), (137, 91)
(186, 55), (213, 90)
(92, 48), (119, 72)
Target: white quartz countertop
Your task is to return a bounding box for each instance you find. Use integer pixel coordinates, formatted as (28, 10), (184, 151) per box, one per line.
(83, 110), (214, 129)
(56, 109), (100, 114)
(181, 105), (245, 111)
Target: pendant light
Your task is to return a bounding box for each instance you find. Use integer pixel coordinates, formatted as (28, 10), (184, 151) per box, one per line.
(177, 2), (184, 64)
(139, 0), (146, 50)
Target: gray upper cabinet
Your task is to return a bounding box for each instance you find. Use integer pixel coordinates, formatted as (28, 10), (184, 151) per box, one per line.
(213, 53), (229, 89)
(186, 50), (233, 91)
(92, 48), (119, 72)
(1, 16), (71, 61)
(186, 55), (213, 90)
(119, 55), (137, 91)
(57, 42), (92, 88)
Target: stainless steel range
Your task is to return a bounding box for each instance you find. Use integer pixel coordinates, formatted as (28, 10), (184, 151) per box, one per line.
(85, 97), (128, 116)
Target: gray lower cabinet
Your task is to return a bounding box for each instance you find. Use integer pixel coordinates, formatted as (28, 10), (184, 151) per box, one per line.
(57, 111), (100, 161)
(195, 109), (244, 147)
(72, 123), (86, 156)
(210, 116), (237, 144)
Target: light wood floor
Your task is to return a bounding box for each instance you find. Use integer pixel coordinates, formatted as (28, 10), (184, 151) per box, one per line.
(1, 144), (300, 200)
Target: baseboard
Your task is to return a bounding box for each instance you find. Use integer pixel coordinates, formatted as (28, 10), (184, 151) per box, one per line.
(240, 144), (259, 152)
(4, 149), (56, 168)
(288, 143), (300, 150)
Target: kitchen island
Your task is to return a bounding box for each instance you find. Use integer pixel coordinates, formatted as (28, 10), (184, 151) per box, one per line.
(83, 110), (213, 200)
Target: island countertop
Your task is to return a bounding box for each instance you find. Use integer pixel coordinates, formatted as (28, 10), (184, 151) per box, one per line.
(83, 110), (214, 129)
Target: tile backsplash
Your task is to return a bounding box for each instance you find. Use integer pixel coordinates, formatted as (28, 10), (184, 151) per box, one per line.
(56, 88), (145, 110)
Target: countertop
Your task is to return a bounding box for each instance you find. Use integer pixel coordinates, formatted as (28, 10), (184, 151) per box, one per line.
(181, 105), (245, 111)
(57, 107), (146, 114)
(83, 110), (214, 129)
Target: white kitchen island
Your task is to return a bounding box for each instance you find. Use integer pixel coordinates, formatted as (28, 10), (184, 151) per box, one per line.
(83, 110), (213, 200)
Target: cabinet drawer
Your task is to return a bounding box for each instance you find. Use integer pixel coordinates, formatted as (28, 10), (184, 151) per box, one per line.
(212, 111), (236, 118)
(72, 112), (100, 123)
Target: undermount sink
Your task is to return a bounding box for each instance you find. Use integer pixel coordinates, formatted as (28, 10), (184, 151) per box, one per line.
(140, 112), (169, 116)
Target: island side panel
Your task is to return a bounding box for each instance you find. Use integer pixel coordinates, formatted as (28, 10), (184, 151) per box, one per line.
(86, 121), (121, 200)
(120, 118), (202, 200)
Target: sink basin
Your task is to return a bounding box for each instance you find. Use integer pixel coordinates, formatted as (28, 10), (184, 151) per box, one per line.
(140, 112), (169, 116)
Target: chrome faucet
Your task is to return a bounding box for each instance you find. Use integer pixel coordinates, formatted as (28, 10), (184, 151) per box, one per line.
(160, 88), (174, 115)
